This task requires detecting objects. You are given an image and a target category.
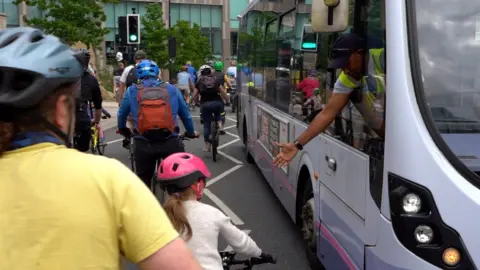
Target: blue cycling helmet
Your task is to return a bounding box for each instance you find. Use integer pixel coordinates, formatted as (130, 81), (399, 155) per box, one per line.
(0, 27), (85, 109)
(136, 59), (159, 79)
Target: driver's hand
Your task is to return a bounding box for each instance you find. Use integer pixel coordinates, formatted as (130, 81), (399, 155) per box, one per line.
(273, 142), (298, 167)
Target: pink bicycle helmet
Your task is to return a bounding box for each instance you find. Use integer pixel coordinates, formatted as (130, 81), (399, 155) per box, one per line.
(157, 152), (211, 193)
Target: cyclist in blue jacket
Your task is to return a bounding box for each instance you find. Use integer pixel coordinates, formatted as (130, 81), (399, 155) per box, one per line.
(117, 59), (199, 187)
(186, 61), (197, 82)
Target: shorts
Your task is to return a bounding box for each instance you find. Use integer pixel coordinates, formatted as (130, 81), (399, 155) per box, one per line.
(178, 85), (190, 96)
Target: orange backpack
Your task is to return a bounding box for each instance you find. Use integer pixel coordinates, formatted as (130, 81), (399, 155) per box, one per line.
(137, 83), (175, 138)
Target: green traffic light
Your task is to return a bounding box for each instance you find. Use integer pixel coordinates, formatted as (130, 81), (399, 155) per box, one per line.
(302, 42), (317, 49)
(129, 34), (138, 42)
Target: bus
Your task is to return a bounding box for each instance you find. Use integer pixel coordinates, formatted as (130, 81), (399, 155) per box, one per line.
(236, 0), (480, 269)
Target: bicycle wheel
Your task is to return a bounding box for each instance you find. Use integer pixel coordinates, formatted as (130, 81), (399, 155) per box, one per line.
(156, 185), (168, 205)
(153, 159), (168, 204)
(211, 120), (218, 162)
(97, 142), (106, 156)
(129, 138), (136, 172)
(96, 132), (106, 155)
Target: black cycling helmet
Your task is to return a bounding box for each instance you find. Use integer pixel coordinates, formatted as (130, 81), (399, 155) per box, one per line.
(0, 27), (86, 144)
(74, 48), (91, 70)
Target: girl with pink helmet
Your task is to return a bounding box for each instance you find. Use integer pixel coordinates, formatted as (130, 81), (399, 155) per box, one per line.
(157, 152), (274, 270)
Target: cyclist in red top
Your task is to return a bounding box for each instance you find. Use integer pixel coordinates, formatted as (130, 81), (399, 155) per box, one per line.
(296, 69), (320, 99)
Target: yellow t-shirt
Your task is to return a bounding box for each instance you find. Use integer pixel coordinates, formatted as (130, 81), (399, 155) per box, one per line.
(0, 143), (178, 270)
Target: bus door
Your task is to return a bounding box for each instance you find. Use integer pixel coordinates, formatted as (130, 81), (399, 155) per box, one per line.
(321, 134), (370, 267)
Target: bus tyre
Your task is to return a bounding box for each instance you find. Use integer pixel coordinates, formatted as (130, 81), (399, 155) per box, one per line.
(298, 179), (324, 270)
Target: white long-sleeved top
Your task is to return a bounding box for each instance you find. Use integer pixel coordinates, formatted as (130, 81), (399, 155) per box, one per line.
(182, 200), (262, 270)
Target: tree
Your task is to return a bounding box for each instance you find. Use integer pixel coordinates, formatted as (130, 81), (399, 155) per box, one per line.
(14, 0), (118, 49)
(141, 3), (169, 68)
(168, 20), (212, 70)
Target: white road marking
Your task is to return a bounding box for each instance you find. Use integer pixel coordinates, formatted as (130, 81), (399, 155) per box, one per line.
(224, 131), (239, 139)
(227, 117), (237, 122)
(224, 230), (252, 252)
(206, 164), (243, 187)
(203, 189), (244, 225)
(217, 138), (240, 150)
(106, 138), (123, 145)
(223, 124), (236, 130)
(218, 150), (243, 165)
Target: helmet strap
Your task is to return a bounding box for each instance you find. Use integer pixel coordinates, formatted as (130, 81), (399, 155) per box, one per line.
(190, 179), (206, 201)
(32, 114), (72, 148)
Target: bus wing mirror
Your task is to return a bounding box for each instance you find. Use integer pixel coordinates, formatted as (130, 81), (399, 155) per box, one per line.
(311, 0), (350, 33)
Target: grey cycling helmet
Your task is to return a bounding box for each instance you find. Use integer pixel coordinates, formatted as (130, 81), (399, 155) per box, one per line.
(0, 27), (85, 110)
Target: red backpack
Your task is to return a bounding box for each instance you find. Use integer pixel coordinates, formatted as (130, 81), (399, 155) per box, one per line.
(136, 82), (175, 139)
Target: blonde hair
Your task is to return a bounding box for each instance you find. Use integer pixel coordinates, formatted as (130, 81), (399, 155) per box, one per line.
(163, 188), (196, 241)
(0, 85), (76, 155)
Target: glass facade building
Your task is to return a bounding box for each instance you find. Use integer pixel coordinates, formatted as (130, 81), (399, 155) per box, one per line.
(0, 0), (237, 61)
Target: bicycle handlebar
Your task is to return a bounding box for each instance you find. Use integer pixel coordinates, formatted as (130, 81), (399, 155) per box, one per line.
(219, 252), (276, 269)
(115, 129), (199, 140)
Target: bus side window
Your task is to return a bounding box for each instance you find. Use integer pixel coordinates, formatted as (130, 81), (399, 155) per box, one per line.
(274, 10), (296, 112)
(264, 18), (279, 104)
(290, 6), (322, 120)
(242, 10), (265, 99)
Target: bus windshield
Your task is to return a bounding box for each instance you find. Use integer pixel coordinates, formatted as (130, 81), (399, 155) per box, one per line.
(414, 0), (480, 170)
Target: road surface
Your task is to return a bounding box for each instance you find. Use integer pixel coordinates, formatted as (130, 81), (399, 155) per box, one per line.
(102, 110), (310, 269)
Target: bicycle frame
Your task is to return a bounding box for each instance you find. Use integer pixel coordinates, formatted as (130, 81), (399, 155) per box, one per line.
(91, 126), (98, 149)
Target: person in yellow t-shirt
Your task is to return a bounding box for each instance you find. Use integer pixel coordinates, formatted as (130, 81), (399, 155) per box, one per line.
(0, 27), (201, 270)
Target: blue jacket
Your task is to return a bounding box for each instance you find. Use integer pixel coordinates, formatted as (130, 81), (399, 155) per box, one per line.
(186, 64), (197, 82)
(117, 78), (195, 139)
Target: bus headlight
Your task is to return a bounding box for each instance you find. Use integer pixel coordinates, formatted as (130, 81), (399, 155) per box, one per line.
(414, 225), (433, 244)
(402, 193), (421, 213)
(388, 173), (475, 269)
(442, 247), (460, 266)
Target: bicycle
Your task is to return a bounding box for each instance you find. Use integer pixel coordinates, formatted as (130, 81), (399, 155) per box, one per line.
(219, 251), (276, 270)
(151, 134), (192, 204)
(90, 114), (110, 155)
(115, 128), (136, 171)
(117, 129), (197, 204)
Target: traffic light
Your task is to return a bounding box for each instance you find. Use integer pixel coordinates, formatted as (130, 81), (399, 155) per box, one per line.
(118, 16), (127, 45)
(301, 24), (318, 52)
(127, 14), (140, 44)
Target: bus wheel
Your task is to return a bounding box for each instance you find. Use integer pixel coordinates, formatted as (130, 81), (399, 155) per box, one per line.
(243, 119), (254, 164)
(299, 180), (324, 269)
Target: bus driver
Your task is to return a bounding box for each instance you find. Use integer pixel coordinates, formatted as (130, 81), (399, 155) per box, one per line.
(274, 33), (385, 167)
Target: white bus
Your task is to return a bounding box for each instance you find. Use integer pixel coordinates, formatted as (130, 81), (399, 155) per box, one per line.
(236, 0), (480, 269)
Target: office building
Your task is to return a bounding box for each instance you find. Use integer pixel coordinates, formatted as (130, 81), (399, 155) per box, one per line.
(0, 0), (250, 63)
